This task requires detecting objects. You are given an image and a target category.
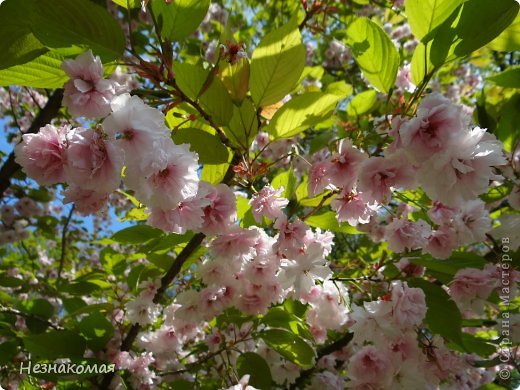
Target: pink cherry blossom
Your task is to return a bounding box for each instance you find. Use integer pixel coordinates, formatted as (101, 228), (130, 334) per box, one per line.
(424, 225), (457, 259)
(450, 267), (496, 313)
(243, 255), (279, 284)
(490, 214), (520, 251)
(391, 281), (427, 329)
(347, 345), (394, 388)
(124, 141), (199, 209)
(198, 182), (237, 235)
(63, 186), (109, 215)
(395, 63), (415, 93)
(451, 200), (491, 245)
(237, 280), (280, 315)
(418, 128), (506, 206)
(249, 185), (288, 222)
(125, 293), (160, 325)
(358, 153), (416, 203)
(428, 201), (456, 225)
(278, 242), (332, 297)
(398, 93), (466, 162)
(147, 195), (209, 234)
(306, 281), (348, 331)
(308, 160), (334, 197)
(384, 217), (431, 253)
(331, 190), (377, 225)
(328, 139), (367, 190)
(102, 94), (170, 161)
(62, 50), (117, 118)
(63, 127), (124, 193)
(273, 216), (309, 257)
(14, 124), (67, 185)
(396, 258), (425, 277)
(508, 186), (520, 210)
(209, 226), (259, 261)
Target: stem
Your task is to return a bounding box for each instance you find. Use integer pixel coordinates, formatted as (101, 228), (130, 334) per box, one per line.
(0, 305), (63, 331)
(57, 204), (75, 280)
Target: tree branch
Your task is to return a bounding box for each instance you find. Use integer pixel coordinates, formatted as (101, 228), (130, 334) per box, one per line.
(99, 155), (239, 389)
(57, 204), (75, 280)
(290, 332), (354, 389)
(0, 89), (64, 199)
(0, 305), (64, 331)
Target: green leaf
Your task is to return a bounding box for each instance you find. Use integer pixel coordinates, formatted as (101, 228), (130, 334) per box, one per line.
(410, 252), (487, 279)
(140, 232), (193, 254)
(147, 253), (174, 270)
(78, 312), (115, 352)
(62, 298), (87, 314)
(411, 41), (435, 85)
(406, 0), (463, 42)
(23, 330), (86, 359)
(326, 81), (354, 97)
(30, 0), (126, 62)
(236, 352), (273, 389)
(430, 0), (519, 66)
(0, 340), (18, 364)
(453, 0), (519, 57)
(112, 0), (141, 8)
(173, 62), (233, 125)
(0, 51), (68, 88)
(480, 184), (512, 203)
(306, 211), (360, 234)
(250, 19), (306, 106)
(260, 329), (315, 369)
(346, 18), (399, 93)
(112, 225), (164, 244)
(488, 66), (520, 88)
(487, 13), (520, 52)
(150, 0), (210, 41)
(262, 307), (312, 340)
(0, 273), (24, 287)
(201, 163), (230, 185)
(20, 299), (54, 334)
(271, 167), (297, 199)
(173, 128), (231, 164)
(236, 196), (256, 228)
(65, 303), (113, 318)
(20, 299), (54, 319)
(267, 92), (342, 139)
(169, 380), (195, 390)
(283, 299), (308, 318)
(346, 89), (378, 118)
(494, 93), (520, 152)
(460, 333), (497, 357)
(408, 278), (463, 346)
(225, 100), (259, 149)
(0, 0), (47, 70)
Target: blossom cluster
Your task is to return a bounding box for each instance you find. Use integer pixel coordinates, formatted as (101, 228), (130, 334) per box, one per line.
(307, 93), (508, 260)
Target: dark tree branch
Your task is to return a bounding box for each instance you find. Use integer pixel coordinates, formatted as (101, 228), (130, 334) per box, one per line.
(290, 332), (354, 389)
(0, 89), (64, 199)
(0, 305), (64, 331)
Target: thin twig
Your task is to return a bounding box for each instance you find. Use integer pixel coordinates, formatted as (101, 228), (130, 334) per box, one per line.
(57, 204), (75, 280)
(0, 306), (64, 331)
